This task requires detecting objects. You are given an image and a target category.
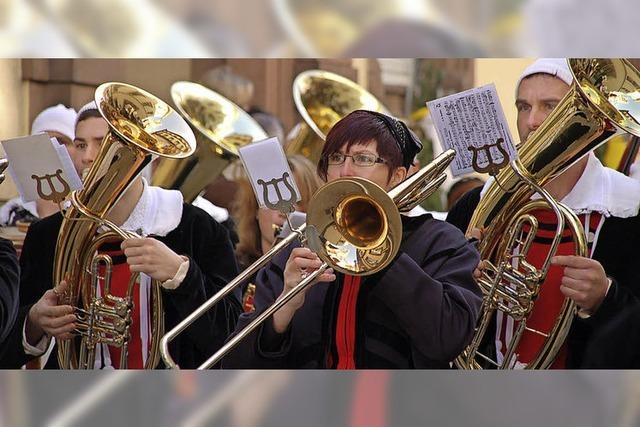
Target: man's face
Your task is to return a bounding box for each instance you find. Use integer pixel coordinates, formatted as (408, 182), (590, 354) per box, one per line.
(46, 131), (82, 175)
(46, 131), (72, 148)
(516, 74), (571, 143)
(74, 117), (108, 176)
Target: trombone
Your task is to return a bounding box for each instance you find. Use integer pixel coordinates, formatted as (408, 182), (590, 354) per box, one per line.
(160, 149), (456, 369)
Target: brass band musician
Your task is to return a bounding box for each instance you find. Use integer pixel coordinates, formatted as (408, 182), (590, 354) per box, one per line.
(0, 101), (242, 369)
(223, 110), (482, 369)
(447, 59), (640, 368)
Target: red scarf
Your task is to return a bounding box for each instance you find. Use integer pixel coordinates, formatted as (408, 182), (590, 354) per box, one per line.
(334, 275), (363, 370)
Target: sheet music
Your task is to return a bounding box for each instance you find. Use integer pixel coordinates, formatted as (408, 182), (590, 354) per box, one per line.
(238, 137), (301, 211)
(1, 134), (83, 202)
(427, 83), (517, 177)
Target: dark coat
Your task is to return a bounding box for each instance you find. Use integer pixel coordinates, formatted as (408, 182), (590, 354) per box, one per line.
(0, 204), (242, 369)
(0, 237), (19, 357)
(223, 214), (482, 369)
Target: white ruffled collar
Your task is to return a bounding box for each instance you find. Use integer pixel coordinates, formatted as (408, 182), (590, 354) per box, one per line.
(561, 153), (640, 218)
(121, 178), (183, 236)
(480, 153), (640, 218)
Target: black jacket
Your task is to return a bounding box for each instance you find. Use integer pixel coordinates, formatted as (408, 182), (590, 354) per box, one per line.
(0, 204), (242, 369)
(0, 237), (19, 357)
(446, 186), (640, 368)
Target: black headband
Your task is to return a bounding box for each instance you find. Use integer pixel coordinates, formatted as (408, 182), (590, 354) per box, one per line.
(362, 110), (423, 169)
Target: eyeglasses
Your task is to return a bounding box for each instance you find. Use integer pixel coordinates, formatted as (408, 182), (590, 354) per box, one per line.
(326, 152), (386, 167)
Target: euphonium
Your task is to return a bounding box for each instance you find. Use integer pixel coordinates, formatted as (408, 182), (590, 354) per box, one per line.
(152, 81), (267, 203)
(288, 70), (389, 164)
(55, 82), (196, 369)
(160, 149), (455, 369)
(455, 59), (640, 369)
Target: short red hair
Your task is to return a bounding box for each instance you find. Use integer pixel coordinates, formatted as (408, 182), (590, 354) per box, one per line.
(317, 110), (404, 181)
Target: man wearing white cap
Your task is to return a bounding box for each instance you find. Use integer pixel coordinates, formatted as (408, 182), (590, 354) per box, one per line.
(31, 104), (77, 149)
(0, 104), (79, 226)
(447, 58), (640, 368)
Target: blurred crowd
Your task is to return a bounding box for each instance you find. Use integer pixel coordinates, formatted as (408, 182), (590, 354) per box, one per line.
(2, 0), (638, 57)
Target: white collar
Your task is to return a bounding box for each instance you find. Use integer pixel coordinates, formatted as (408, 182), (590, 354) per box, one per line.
(121, 178), (184, 236)
(562, 153), (640, 218)
(192, 195), (229, 222)
(480, 153), (640, 219)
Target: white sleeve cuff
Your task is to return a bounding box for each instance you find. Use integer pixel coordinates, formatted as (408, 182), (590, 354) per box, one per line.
(22, 317), (54, 356)
(161, 256), (190, 290)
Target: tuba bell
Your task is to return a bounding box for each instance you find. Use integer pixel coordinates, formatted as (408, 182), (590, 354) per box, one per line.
(55, 82), (196, 369)
(455, 59), (640, 369)
(152, 81), (267, 203)
(288, 70), (389, 164)
(160, 149), (455, 369)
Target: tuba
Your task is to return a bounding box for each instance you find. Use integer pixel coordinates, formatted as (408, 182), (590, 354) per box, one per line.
(55, 82), (196, 369)
(160, 149), (455, 369)
(288, 70), (389, 164)
(152, 81), (267, 203)
(455, 59), (640, 369)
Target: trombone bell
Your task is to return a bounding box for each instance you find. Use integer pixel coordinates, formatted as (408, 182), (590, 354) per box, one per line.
(306, 177), (401, 276)
(336, 194), (388, 249)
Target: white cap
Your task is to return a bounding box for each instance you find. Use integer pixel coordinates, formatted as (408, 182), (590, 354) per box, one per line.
(75, 101), (100, 128)
(77, 100), (98, 116)
(31, 104), (77, 140)
(516, 58), (574, 96)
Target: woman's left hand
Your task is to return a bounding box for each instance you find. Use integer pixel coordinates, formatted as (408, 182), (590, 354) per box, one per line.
(122, 237), (184, 282)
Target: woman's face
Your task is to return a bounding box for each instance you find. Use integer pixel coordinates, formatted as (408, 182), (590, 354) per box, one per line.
(325, 139), (405, 191)
(257, 207), (287, 247)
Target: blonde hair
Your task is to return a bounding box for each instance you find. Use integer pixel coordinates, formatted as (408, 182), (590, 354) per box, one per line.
(232, 155), (322, 269)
